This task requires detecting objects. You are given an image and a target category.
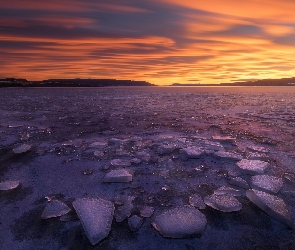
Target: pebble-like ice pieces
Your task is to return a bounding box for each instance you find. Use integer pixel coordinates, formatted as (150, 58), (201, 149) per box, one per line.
(181, 147), (203, 158)
(158, 144), (177, 155)
(213, 151), (243, 161)
(72, 198), (115, 245)
(236, 159), (270, 175)
(13, 144), (31, 154)
(250, 175), (283, 194)
(204, 194), (242, 212)
(0, 180), (20, 191)
(152, 206), (207, 238)
(128, 215), (143, 232)
(212, 136), (236, 142)
(41, 200), (71, 219)
(189, 194), (206, 209)
(140, 206), (154, 218)
(110, 159), (131, 167)
(229, 177), (249, 189)
(103, 169), (133, 183)
(246, 189), (293, 228)
(214, 186), (242, 196)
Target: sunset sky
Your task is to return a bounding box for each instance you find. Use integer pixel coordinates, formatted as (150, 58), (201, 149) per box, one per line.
(1, 0), (295, 85)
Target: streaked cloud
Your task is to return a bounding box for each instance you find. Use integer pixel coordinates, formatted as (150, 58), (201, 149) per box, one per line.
(1, 0), (295, 85)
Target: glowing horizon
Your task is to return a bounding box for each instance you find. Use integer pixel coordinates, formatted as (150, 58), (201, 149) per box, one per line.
(1, 0), (295, 85)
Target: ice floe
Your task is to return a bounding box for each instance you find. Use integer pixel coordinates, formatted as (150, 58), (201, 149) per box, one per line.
(152, 206), (207, 238)
(189, 194), (206, 209)
(128, 215), (143, 231)
(229, 177), (249, 189)
(103, 169), (133, 183)
(236, 159), (270, 175)
(0, 180), (20, 191)
(250, 175), (283, 194)
(204, 194), (242, 212)
(13, 144), (31, 154)
(41, 200), (71, 219)
(73, 198), (115, 245)
(246, 189), (293, 228)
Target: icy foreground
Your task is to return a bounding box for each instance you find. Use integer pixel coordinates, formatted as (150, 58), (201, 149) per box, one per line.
(1, 87), (295, 249)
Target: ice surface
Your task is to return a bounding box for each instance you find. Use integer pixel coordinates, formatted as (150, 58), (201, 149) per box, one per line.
(189, 194), (206, 209)
(13, 144), (31, 154)
(128, 215), (143, 231)
(0, 180), (20, 191)
(247, 152), (269, 161)
(204, 194), (242, 212)
(214, 186), (242, 196)
(250, 175), (283, 194)
(229, 177), (249, 189)
(236, 159), (270, 175)
(213, 151), (243, 161)
(140, 206), (154, 218)
(136, 151), (151, 162)
(202, 140), (224, 151)
(103, 169), (133, 183)
(41, 200), (71, 219)
(246, 189), (293, 228)
(152, 206), (207, 238)
(181, 147), (203, 158)
(72, 198), (115, 245)
(89, 141), (107, 149)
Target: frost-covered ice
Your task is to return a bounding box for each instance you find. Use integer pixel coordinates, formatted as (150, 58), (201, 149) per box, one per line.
(140, 206), (154, 217)
(41, 200), (71, 219)
(103, 169), (133, 183)
(114, 196), (135, 222)
(110, 159), (131, 167)
(247, 145), (269, 153)
(236, 159), (270, 175)
(152, 206), (207, 238)
(212, 136), (236, 142)
(213, 151), (243, 161)
(204, 194), (242, 212)
(246, 189), (293, 228)
(0, 180), (20, 191)
(72, 198), (115, 245)
(250, 175), (283, 194)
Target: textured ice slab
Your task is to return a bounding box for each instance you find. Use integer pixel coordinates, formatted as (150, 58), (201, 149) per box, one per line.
(41, 200), (71, 219)
(229, 177), (249, 189)
(0, 180), (20, 191)
(250, 175), (283, 194)
(213, 151), (243, 161)
(13, 144), (31, 154)
(103, 169), (132, 183)
(181, 147), (203, 158)
(202, 141), (224, 151)
(212, 136), (236, 142)
(204, 194), (242, 212)
(110, 159), (131, 167)
(236, 159), (270, 175)
(128, 215), (143, 232)
(73, 198), (115, 245)
(246, 189), (293, 228)
(189, 194), (206, 209)
(152, 206), (207, 238)
(214, 186), (242, 196)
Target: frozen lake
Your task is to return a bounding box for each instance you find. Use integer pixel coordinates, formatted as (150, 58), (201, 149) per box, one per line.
(0, 86), (295, 249)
